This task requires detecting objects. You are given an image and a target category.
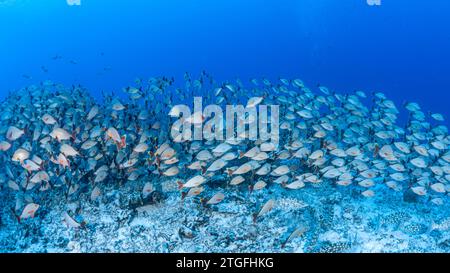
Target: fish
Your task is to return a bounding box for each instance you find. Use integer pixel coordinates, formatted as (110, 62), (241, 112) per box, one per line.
(142, 182), (154, 198)
(411, 186), (427, 196)
(81, 140), (97, 150)
(212, 143), (232, 155)
(196, 150), (213, 161)
(162, 166), (179, 176)
(255, 163), (271, 176)
(183, 186), (204, 199)
(233, 163), (254, 175)
(230, 175), (245, 185)
(430, 183), (446, 193)
(206, 192), (225, 205)
(42, 114), (57, 125)
(283, 180), (305, 190)
(63, 212), (82, 228)
(6, 126), (25, 141)
(178, 175), (206, 189)
(22, 159), (40, 172)
(87, 106), (99, 120)
(30, 171), (50, 183)
(361, 190), (375, 198)
(90, 186), (102, 201)
(253, 199), (275, 222)
(246, 97), (264, 108)
(50, 127), (71, 141)
(207, 158), (227, 172)
(12, 148), (30, 163)
(252, 180), (267, 191)
(133, 143), (149, 153)
(281, 226), (309, 248)
(60, 144), (79, 157)
(57, 153), (70, 168)
(271, 165), (290, 176)
(19, 203), (40, 220)
(0, 140), (12, 151)
(106, 127), (121, 143)
(186, 160), (206, 171)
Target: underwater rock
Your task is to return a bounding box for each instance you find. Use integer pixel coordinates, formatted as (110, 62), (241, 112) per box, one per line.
(403, 190), (419, 203)
(142, 190), (165, 205)
(381, 212), (412, 229)
(179, 226), (195, 239)
(319, 230), (344, 243)
(401, 223), (428, 235)
(317, 241), (352, 253)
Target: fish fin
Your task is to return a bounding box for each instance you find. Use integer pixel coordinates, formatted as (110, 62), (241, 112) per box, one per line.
(181, 191), (187, 200)
(430, 221), (437, 231)
(120, 135), (126, 148)
(11, 208), (20, 223)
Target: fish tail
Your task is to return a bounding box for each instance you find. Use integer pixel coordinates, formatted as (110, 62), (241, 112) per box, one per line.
(181, 191), (187, 200)
(177, 181), (184, 190)
(39, 160), (46, 171)
(120, 135), (126, 148)
(430, 221), (438, 231)
(11, 208), (20, 223)
(252, 213), (258, 223)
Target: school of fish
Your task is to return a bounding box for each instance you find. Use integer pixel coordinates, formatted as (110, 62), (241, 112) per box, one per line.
(0, 72), (449, 226)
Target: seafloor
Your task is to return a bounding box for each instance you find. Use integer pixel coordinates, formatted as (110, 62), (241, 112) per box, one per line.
(1, 177), (449, 253)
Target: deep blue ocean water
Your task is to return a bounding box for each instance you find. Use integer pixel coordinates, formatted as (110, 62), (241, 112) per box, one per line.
(0, 0), (449, 118)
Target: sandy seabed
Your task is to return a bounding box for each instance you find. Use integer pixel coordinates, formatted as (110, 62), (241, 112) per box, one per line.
(1, 177), (449, 253)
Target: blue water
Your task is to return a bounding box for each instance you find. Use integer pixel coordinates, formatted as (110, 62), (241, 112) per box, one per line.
(1, 0), (449, 121)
